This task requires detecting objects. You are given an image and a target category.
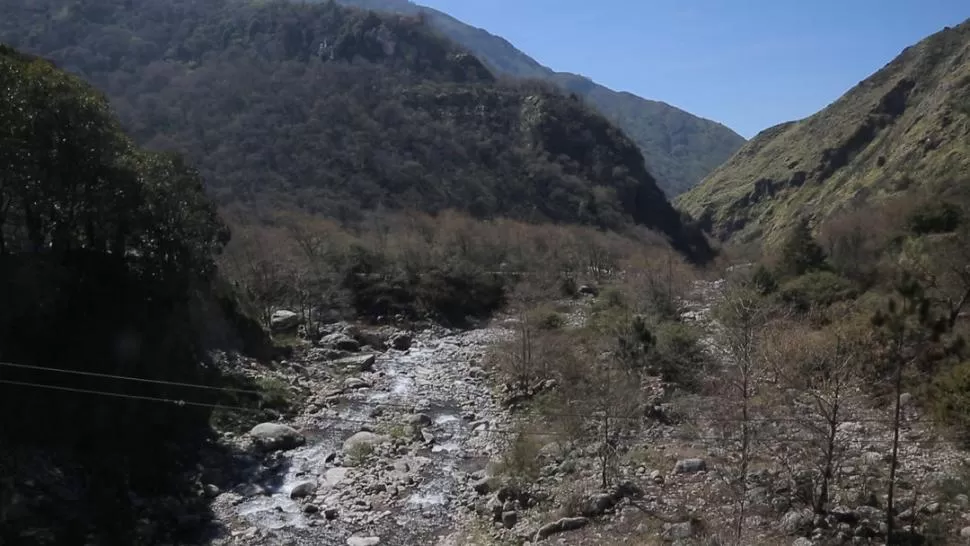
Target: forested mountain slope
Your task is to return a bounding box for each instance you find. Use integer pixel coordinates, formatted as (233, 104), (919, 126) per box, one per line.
(336, 0), (747, 196)
(0, 0), (711, 261)
(679, 19), (970, 248)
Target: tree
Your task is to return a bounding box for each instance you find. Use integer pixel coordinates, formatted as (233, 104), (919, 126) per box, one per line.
(764, 318), (868, 514)
(710, 283), (771, 544)
(779, 218), (827, 277)
(587, 343), (641, 488)
(870, 273), (956, 541)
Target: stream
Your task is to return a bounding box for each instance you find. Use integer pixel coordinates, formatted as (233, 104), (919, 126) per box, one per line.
(211, 319), (518, 546)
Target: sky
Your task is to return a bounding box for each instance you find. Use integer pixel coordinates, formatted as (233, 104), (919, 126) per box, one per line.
(416, 0), (969, 139)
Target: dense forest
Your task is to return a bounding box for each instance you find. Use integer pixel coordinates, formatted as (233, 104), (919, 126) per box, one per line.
(0, 43), (268, 545)
(0, 0), (712, 262)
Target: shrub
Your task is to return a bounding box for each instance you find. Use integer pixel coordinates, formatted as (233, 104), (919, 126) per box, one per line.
(778, 271), (858, 312)
(906, 201), (963, 235)
(751, 264), (778, 295)
(651, 321), (710, 390)
(928, 361), (970, 445)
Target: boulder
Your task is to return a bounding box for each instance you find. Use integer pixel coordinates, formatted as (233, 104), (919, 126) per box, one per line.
(332, 354), (376, 372)
(674, 458), (707, 474)
(342, 431), (389, 454)
(248, 423), (305, 451)
(289, 481), (316, 499)
(320, 332), (360, 352)
(346, 537), (381, 546)
(390, 332), (412, 351)
(270, 310), (302, 333)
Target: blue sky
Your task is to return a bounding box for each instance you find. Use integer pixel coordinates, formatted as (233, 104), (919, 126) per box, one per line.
(417, 0), (969, 138)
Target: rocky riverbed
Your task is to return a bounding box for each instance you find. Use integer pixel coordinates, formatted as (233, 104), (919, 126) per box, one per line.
(207, 317), (523, 546)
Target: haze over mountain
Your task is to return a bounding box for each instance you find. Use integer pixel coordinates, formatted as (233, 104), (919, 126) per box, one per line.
(679, 19), (970, 248)
(335, 0), (746, 196)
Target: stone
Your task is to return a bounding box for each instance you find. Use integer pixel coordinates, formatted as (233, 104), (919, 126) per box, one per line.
(248, 423), (305, 451)
(343, 377), (371, 390)
(502, 510), (518, 529)
(270, 310), (301, 333)
(321, 332), (360, 352)
(342, 431), (389, 454)
(650, 470), (664, 484)
(961, 526), (970, 538)
(408, 413), (433, 427)
(472, 478), (492, 496)
(332, 354), (377, 372)
(303, 504), (319, 514)
(203, 484), (220, 498)
(346, 537), (381, 546)
(535, 517), (589, 540)
(793, 538), (813, 546)
(674, 458), (707, 474)
(324, 507), (339, 520)
(779, 509), (813, 535)
(390, 332), (412, 351)
(663, 521), (696, 540)
(289, 481), (316, 499)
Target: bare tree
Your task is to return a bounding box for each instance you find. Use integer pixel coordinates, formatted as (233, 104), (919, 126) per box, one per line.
(710, 283), (771, 544)
(587, 347), (641, 488)
(764, 318), (869, 514)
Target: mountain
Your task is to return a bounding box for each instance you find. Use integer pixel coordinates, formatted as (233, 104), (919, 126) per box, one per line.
(679, 20), (970, 247)
(0, 0), (711, 262)
(334, 0), (746, 196)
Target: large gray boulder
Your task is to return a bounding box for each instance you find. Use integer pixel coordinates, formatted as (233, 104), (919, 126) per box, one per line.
(270, 310), (302, 333)
(248, 423), (305, 451)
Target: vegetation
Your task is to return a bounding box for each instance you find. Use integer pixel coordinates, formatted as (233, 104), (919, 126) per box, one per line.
(679, 20), (970, 247)
(0, 0), (712, 262)
(0, 44), (274, 545)
(336, 0), (747, 196)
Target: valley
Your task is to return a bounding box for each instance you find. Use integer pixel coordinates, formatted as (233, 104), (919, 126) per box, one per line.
(3, 1), (970, 545)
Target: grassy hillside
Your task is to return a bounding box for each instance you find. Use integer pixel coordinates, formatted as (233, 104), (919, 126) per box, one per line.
(0, 0), (711, 262)
(335, 0), (746, 196)
(679, 19), (970, 249)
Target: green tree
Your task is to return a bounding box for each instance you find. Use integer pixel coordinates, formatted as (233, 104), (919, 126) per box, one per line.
(779, 218), (827, 277)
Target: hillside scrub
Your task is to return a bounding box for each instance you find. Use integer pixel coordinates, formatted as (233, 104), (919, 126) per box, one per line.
(218, 207), (687, 329)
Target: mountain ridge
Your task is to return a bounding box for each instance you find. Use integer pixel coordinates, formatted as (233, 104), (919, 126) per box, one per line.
(0, 0), (712, 262)
(678, 18), (970, 248)
(334, 0), (746, 196)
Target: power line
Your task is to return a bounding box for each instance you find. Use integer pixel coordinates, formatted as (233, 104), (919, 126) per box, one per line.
(0, 378), (960, 446)
(0, 361), (264, 395)
(0, 360), (941, 425)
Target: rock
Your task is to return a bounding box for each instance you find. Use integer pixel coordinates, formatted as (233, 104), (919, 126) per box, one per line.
(535, 517), (589, 540)
(472, 478), (492, 496)
(582, 493), (615, 517)
(303, 504), (319, 514)
(502, 510), (518, 529)
(271, 310), (302, 333)
(343, 431), (389, 454)
(663, 520), (696, 540)
(346, 537), (381, 546)
(203, 484), (220, 498)
(321, 332), (360, 352)
(899, 392), (912, 406)
(356, 330), (386, 351)
(408, 413), (433, 427)
(332, 354), (377, 372)
(674, 458), (707, 474)
(289, 481), (316, 499)
(343, 377), (371, 390)
(323, 467), (348, 487)
(961, 526), (970, 538)
(420, 428), (435, 444)
(248, 423), (305, 451)
(390, 332), (412, 351)
(650, 470), (664, 484)
(779, 509), (813, 535)
(792, 538), (813, 546)
(578, 284), (598, 296)
(325, 507), (339, 520)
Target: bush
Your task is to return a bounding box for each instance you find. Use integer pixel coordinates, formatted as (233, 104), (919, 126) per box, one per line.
(906, 201), (963, 235)
(651, 321), (710, 390)
(528, 308), (566, 330)
(928, 361), (970, 444)
(778, 271), (858, 312)
(751, 264), (778, 295)
(560, 277), (579, 298)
